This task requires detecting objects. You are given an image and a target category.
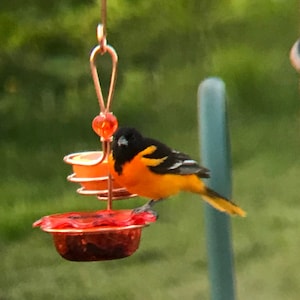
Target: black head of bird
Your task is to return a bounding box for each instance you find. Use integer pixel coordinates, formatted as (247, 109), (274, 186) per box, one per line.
(112, 127), (146, 167)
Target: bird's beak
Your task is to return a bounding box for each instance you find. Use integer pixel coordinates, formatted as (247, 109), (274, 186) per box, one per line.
(117, 136), (128, 147)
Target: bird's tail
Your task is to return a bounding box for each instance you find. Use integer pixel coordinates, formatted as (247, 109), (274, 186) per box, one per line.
(201, 187), (246, 217)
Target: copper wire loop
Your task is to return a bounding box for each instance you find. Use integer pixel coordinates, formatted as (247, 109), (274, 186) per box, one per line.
(88, 0), (121, 209)
(90, 26), (118, 114)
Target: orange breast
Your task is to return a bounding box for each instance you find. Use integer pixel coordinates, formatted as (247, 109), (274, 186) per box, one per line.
(108, 154), (206, 199)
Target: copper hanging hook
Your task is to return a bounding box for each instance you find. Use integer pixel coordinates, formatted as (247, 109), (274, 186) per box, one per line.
(88, 0), (119, 210)
(89, 37), (118, 210)
(90, 24), (118, 113)
(100, 0), (107, 44)
(64, 0), (134, 213)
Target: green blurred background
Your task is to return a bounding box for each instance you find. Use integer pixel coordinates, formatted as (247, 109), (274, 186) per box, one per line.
(1, 0), (300, 299)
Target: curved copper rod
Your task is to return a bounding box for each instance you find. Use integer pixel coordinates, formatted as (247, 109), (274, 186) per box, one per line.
(87, 1), (120, 208)
(100, 0), (107, 42)
(88, 25), (118, 177)
(90, 25), (118, 113)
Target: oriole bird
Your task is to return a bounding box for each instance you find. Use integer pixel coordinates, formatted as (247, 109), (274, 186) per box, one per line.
(108, 127), (246, 217)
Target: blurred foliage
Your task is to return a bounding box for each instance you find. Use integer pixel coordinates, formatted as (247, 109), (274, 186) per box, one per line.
(1, 0), (299, 144)
(1, 1), (300, 298)
(0, 0), (299, 222)
(1, 0), (299, 235)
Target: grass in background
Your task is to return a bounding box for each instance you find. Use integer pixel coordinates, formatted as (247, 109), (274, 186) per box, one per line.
(1, 115), (300, 299)
(1, 0), (300, 298)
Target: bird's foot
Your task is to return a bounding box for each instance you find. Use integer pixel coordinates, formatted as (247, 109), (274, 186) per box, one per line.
(132, 199), (159, 219)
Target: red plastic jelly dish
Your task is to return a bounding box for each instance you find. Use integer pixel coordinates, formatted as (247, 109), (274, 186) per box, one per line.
(33, 210), (157, 261)
(52, 227), (142, 261)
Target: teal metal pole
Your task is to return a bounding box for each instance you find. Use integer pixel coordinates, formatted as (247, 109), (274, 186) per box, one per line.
(198, 77), (236, 300)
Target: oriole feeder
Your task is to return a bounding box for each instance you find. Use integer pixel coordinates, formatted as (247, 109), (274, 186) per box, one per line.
(33, 3), (157, 262)
(33, 210), (156, 261)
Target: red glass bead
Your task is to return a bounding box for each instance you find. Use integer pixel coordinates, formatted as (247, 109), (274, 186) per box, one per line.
(92, 112), (118, 140)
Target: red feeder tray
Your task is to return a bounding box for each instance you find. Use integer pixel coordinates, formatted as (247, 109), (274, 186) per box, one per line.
(33, 210), (156, 261)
